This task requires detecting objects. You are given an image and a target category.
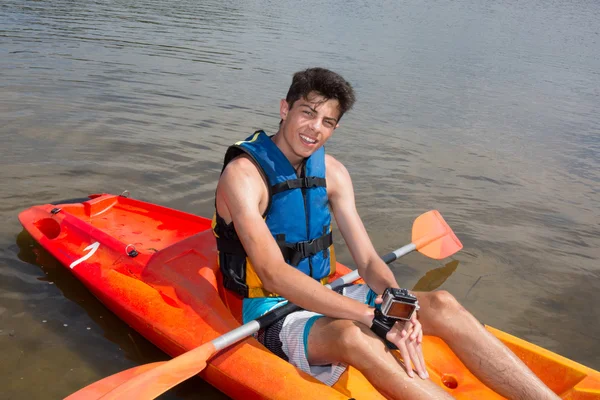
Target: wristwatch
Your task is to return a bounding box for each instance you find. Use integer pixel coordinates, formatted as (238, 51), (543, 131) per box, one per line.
(370, 288), (420, 349)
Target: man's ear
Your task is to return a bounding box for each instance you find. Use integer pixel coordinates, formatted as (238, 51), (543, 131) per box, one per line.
(279, 99), (290, 120)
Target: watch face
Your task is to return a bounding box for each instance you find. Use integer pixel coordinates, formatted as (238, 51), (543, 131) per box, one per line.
(386, 300), (415, 319)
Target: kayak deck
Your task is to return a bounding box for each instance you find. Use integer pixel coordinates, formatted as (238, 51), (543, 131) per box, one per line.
(18, 194), (600, 399)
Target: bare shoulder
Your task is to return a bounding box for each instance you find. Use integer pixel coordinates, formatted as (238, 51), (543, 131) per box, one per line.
(216, 154), (268, 222)
(325, 154), (353, 200)
(221, 154), (263, 182)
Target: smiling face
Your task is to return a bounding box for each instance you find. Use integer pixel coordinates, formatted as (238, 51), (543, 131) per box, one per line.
(273, 91), (340, 168)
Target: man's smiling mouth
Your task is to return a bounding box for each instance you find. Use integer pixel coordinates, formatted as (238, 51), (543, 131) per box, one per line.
(300, 134), (317, 144)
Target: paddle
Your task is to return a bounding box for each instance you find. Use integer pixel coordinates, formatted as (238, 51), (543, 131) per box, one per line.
(67, 210), (462, 400)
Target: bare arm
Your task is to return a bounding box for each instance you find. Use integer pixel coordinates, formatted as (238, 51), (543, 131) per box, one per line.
(216, 156), (374, 326)
(325, 155), (399, 295)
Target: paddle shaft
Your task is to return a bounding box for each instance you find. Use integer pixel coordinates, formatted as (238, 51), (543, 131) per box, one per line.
(212, 243), (416, 352)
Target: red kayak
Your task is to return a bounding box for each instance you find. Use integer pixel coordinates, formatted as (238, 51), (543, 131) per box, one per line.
(18, 193), (600, 399)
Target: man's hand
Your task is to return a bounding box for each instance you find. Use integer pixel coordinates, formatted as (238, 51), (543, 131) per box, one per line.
(374, 297), (429, 379)
(386, 313), (428, 379)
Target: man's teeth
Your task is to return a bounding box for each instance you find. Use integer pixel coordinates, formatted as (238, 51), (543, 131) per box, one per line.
(300, 135), (316, 143)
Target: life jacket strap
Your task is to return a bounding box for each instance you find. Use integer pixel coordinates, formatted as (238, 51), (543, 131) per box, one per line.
(271, 176), (326, 195)
(276, 231), (333, 267)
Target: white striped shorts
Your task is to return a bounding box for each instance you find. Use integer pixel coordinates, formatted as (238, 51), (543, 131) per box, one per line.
(255, 284), (377, 386)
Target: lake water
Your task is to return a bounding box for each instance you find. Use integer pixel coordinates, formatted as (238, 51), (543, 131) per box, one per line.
(1, 0), (599, 398)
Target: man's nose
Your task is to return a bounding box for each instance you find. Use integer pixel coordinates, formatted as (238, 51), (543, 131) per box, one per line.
(310, 118), (321, 131)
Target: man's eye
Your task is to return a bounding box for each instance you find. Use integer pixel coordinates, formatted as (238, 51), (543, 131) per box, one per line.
(303, 110), (313, 116)
(325, 121), (334, 128)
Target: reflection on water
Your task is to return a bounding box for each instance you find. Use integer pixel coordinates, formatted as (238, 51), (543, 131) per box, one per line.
(412, 260), (459, 293)
(1, 0), (598, 398)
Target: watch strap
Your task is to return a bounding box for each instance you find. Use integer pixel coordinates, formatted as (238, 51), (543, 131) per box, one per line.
(370, 309), (399, 350)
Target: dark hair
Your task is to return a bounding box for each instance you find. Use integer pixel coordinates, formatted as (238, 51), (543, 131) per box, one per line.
(285, 68), (356, 120)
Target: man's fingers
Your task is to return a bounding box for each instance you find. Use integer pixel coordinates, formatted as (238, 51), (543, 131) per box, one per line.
(410, 318), (421, 341)
(416, 342), (428, 379)
(406, 340), (427, 379)
(396, 340), (414, 378)
(388, 321), (419, 378)
(383, 320), (428, 379)
(407, 313), (427, 377)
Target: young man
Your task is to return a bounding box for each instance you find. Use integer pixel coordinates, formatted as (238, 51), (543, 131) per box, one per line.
(213, 68), (558, 399)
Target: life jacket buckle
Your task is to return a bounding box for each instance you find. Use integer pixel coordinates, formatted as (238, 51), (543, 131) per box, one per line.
(303, 176), (318, 188)
(294, 241), (308, 257)
(294, 238), (318, 259)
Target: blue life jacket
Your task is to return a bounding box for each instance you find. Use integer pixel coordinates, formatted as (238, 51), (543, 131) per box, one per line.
(212, 130), (336, 298)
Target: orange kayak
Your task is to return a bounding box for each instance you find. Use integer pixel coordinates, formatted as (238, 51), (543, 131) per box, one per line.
(18, 194), (600, 399)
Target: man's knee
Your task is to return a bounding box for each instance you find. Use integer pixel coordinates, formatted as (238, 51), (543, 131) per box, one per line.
(428, 290), (462, 314)
(338, 321), (368, 348)
(418, 290), (469, 337)
(336, 321), (383, 362)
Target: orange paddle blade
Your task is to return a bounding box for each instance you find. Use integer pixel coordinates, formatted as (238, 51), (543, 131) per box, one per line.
(412, 210), (462, 259)
(65, 362), (166, 400)
(97, 342), (216, 400)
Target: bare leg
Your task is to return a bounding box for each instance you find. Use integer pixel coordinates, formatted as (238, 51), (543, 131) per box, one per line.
(415, 290), (559, 400)
(307, 317), (454, 400)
